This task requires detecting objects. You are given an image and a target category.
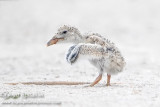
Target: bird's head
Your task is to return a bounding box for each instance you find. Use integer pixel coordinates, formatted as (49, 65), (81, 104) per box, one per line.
(47, 25), (82, 46)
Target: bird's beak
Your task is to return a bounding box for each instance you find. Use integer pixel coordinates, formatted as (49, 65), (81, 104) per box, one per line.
(47, 38), (64, 46)
(47, 38), (59, 46)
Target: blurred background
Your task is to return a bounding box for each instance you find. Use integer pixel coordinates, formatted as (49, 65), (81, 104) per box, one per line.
(0, 0), (160, 81)
(0, 0), (160, 44)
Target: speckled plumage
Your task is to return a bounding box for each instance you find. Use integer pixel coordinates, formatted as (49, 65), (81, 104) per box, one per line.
(62, 26), (126, 75)
(48, 25), (126, 86)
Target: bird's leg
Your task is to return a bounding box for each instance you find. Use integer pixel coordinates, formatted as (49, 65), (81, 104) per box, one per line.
(89, 74), (102, 87)
(106, 74), (111, 86)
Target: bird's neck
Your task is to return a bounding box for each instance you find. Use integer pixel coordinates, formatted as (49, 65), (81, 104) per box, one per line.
(71, 32), (85, 44)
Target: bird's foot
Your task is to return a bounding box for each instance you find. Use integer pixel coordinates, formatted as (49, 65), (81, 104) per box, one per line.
(106, 83), (111, 86)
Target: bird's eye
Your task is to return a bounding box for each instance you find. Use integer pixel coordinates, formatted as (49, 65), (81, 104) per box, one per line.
(62, 31), (67, 34)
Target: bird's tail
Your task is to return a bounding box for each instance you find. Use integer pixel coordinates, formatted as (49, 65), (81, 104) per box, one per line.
(66, 45), (80, 64)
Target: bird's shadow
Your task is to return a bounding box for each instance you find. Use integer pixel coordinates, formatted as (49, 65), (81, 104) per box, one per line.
(82, 83), (127, 88)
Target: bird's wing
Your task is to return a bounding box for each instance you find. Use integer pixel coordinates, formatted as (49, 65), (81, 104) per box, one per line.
(66, 45), (79, 64)
(66, 43), (108, 64)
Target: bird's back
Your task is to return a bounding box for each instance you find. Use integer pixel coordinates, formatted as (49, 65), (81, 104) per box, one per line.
(84, 33), (126, 74)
